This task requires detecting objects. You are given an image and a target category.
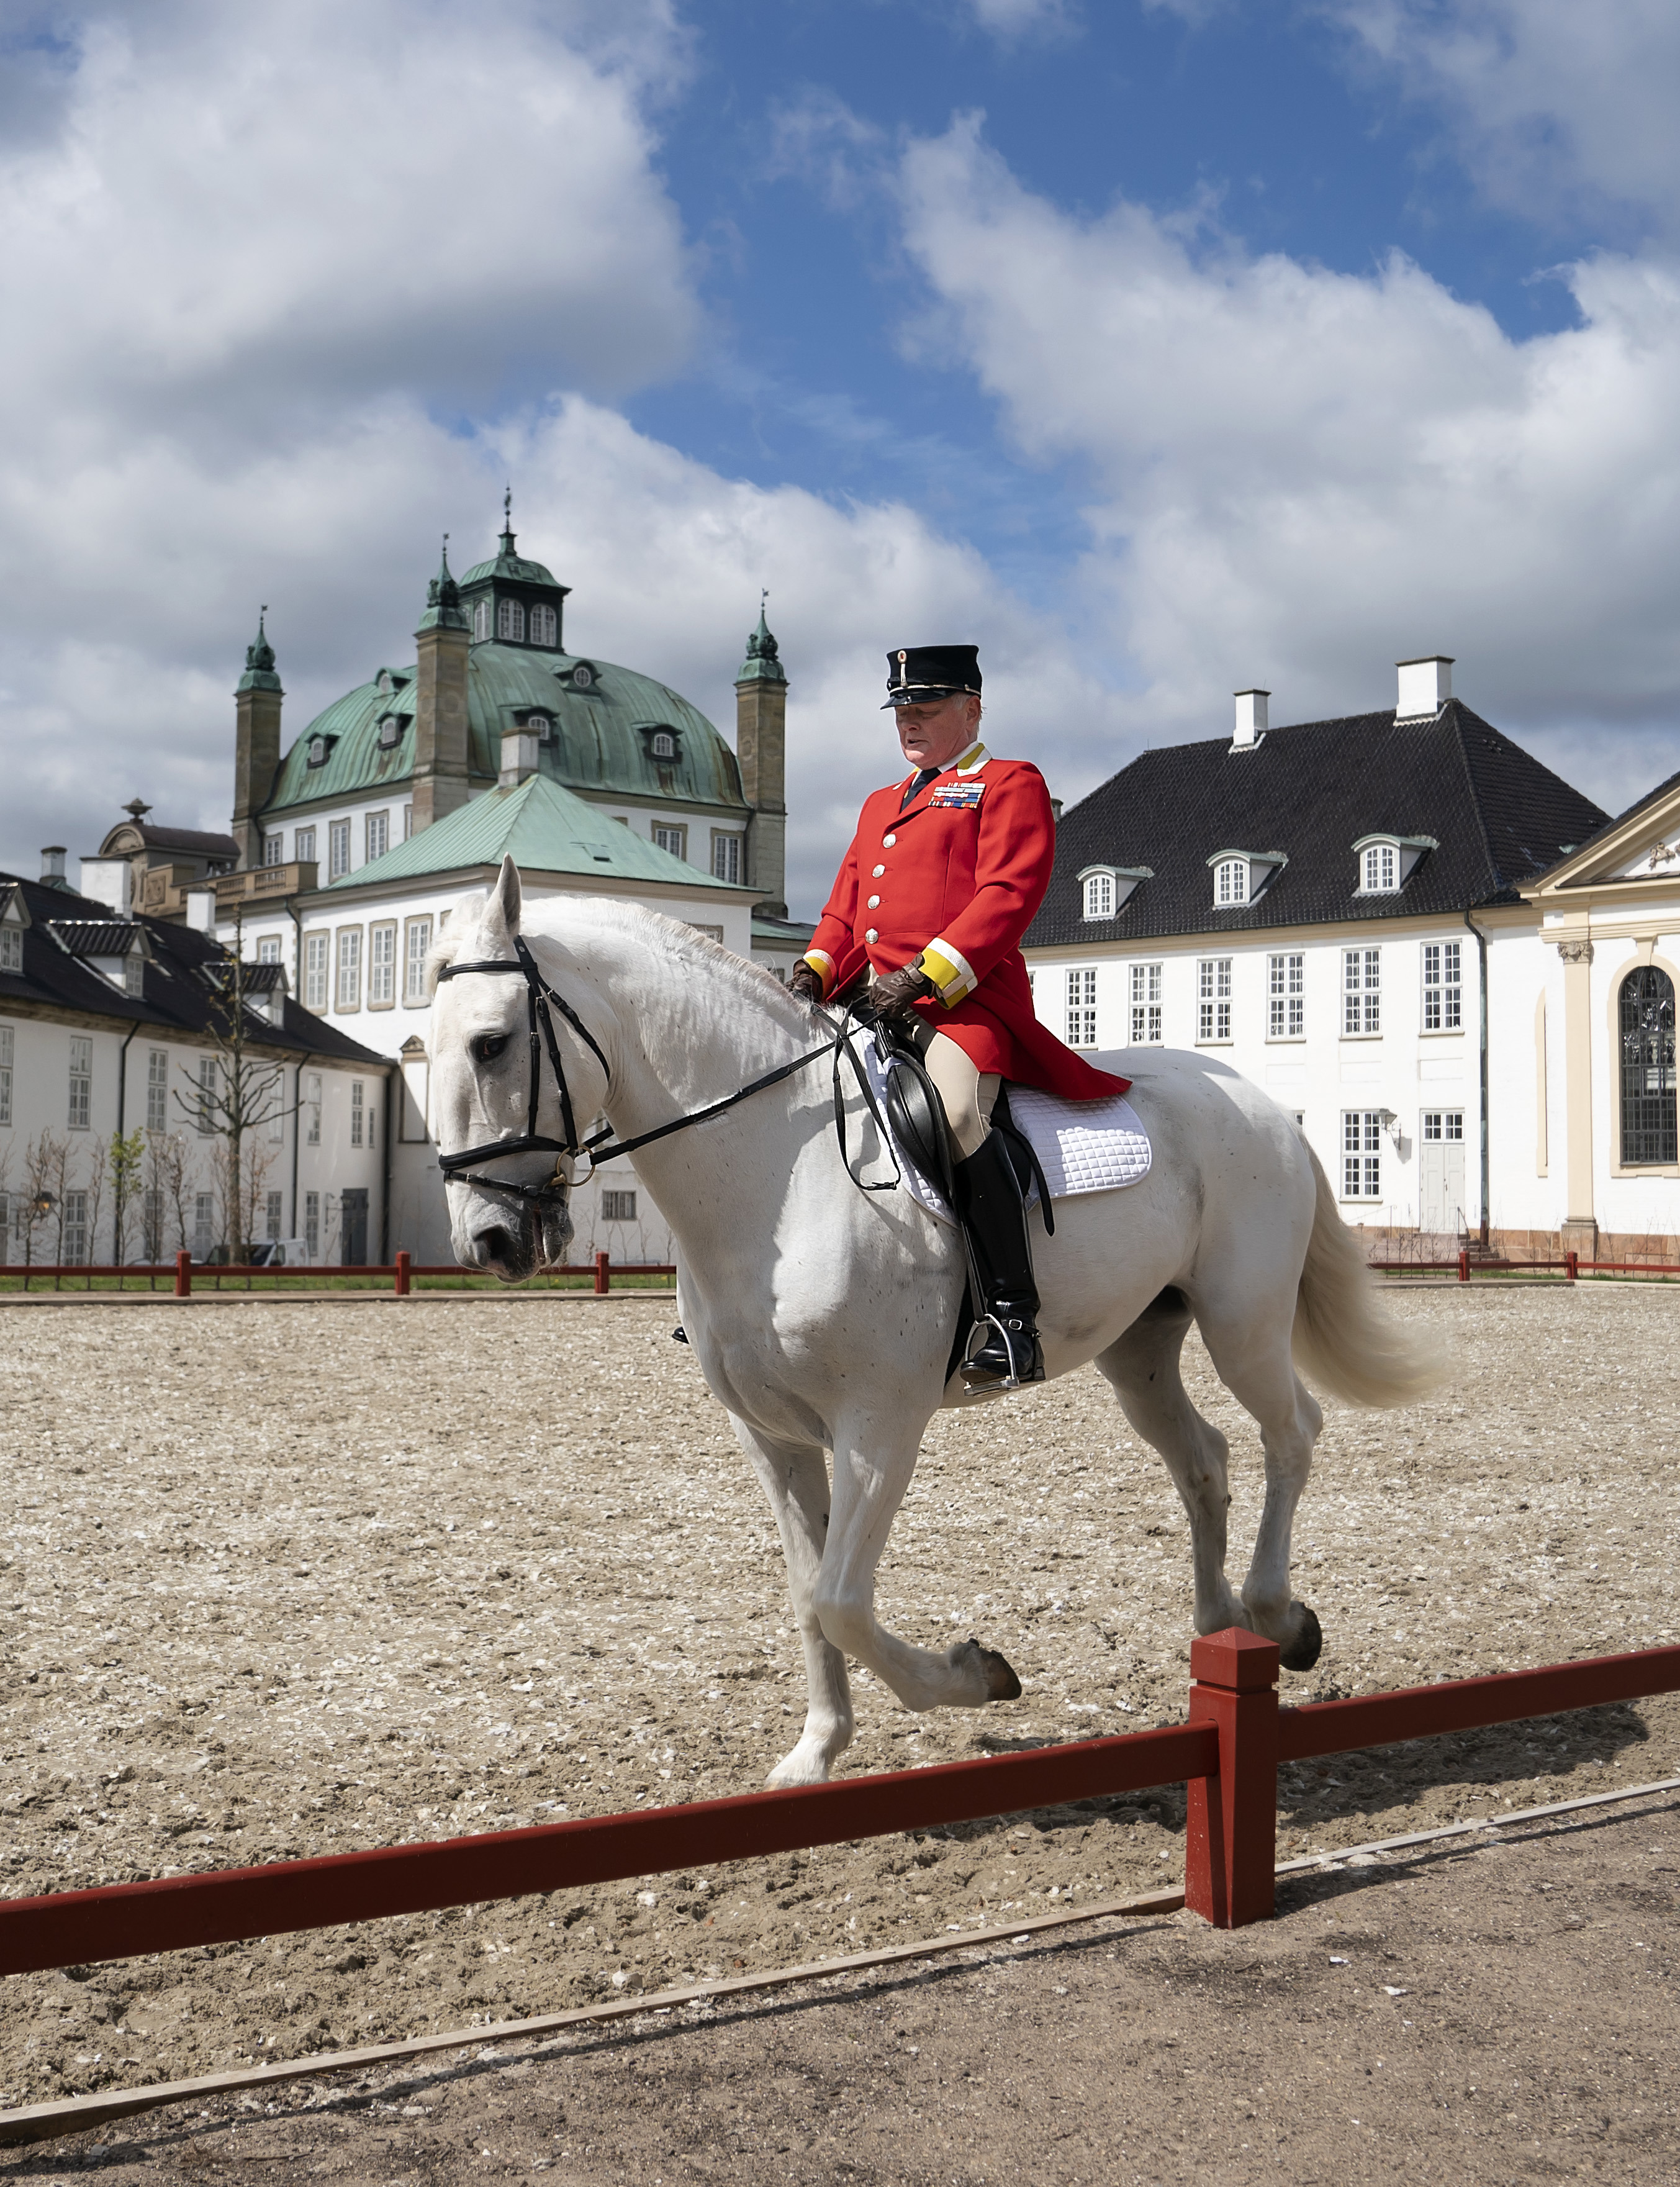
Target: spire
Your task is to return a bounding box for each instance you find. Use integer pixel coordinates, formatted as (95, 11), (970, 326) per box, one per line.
(499, 483), (517, 558)
(736, 589), (786, 684)
(417, 535), (468, 633)
(236, 604), (282, 693)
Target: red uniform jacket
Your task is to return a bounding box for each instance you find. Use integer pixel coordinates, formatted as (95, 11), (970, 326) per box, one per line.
(803, 745), (1130, 1102)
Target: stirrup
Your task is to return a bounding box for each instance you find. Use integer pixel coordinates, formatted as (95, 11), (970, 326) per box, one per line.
(960, 1310), (1045, 1392)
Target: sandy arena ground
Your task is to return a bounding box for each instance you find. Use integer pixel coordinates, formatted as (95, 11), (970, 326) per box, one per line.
(0, 1285), (1676, 2145)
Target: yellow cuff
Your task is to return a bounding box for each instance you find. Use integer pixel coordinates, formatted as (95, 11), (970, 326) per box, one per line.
(919, 944), (969, 1005)
(802, 950), (836, 997)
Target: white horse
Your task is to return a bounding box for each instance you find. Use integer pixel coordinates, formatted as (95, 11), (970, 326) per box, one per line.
(430, 860), (1437, 1786)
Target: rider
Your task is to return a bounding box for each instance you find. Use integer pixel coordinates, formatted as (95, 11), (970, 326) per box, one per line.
(789, 645), (1131, 1388)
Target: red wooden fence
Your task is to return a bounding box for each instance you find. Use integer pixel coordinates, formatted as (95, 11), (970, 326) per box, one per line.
(0, 1252), (677, 1297)
(2, 1634), (1676, 1978)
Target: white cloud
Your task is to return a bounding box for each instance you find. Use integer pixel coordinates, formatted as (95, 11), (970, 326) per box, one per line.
(1324, 0), (1680, 230)
(961, 0), (1077, 38)
(895, 114), (1680, 810)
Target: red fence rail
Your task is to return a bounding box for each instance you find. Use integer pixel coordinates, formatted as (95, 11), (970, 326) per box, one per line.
(2, 1636), (1676, 1977)
(1368, 1252), (1680, 1284)
(0, 1253), (677, 1297)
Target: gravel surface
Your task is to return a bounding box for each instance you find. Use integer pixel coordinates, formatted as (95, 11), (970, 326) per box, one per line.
(1, 1286), (1674, 2117)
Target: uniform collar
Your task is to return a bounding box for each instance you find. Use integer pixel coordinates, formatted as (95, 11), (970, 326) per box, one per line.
(895, 741), (990, 815)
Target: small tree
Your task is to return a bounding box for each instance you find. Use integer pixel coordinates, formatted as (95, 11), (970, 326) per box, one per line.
(109, 1126), (145, 1267)
(20, 1130), (64, 1279)
(145, 1127), (192, 1259)
(174, 909), (297, 1261)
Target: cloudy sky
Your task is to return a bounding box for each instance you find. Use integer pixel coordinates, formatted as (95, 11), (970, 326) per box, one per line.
(1, 0), (1676, 910)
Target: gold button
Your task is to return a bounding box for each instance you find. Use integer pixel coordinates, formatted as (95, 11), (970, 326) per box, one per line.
(867, 894), (880, 909)
(872, 864), (885, 877)
(883, 833), (896, 847)
(865, 928), (878, 944)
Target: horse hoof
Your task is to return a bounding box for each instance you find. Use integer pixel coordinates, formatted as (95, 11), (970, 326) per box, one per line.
(1279, 1603), (1323, 1673)
(951, 1637), (1022, 1703)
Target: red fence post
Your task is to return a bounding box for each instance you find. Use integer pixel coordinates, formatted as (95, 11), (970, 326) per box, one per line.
(594, 1251), (610, 1296)
(1458, 1248), (1470, 1283)
(174, 1251), (191, 1300)
(1184, 1628), (1280, 1929)
(395, 1250), (410, 1298)
(1565, 1249), (1578, 1285)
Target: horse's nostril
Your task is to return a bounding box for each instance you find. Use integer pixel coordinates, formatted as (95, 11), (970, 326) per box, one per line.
(476, 1226), (516, 1265)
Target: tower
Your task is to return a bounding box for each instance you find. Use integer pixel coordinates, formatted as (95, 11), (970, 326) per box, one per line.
(411, 541), (471, 831)
(232, 609), (284, 869)
(736, 598), (788, 919)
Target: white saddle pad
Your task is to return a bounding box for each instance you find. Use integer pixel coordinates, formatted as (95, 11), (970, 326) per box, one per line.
(857, 1039), (1151, 1228)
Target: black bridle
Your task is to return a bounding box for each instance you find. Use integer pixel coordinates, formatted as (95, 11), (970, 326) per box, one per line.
(435, 935), (833, 1207)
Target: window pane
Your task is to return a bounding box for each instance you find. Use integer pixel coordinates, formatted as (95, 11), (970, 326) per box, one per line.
(405, 918), (433, 1002)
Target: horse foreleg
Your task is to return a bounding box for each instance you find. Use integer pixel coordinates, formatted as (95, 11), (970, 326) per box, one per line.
(812, 1415), (1022, 1717)
(1095, 1299), (1251, 1637)
(729, 1418), (856, 1786)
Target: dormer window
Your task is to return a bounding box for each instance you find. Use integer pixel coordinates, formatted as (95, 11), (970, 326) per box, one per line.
(498, 597), (525, 643)
(570, 662), (596, 691)
(376, 715), (403, 750)
(650, 729), (675, 759)
(1078, 863), (1149, 920)
(1352, 834), (1435, 894)
(473, 597), (491, 643)
(525, 712), (553, 741)
(306, 734), (335, 769)
(529, 604), (558, 648)
(1206, 849), (1286, 908)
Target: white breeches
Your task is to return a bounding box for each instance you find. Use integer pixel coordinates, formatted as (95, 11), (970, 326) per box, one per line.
(921, 1032), (1000, 1161)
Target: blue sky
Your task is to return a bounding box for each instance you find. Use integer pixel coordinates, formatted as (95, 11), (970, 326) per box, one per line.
(1, 0), (1678, 908)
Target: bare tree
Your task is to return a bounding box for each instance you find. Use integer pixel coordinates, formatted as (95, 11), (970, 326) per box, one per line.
(145, 1128), (192, 1259)
(81, 1136), (108, 1284)
(174, 909), (297, 1261)
(109, 1127), (145, 1267)
(19, 1130), (64, 1279)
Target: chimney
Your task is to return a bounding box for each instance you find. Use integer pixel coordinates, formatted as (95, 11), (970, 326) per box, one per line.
(1396, 655), (1453, 723)
(40, 846), (66, 885)
(232, 609), (284, 869)
(500, 727), (540, 786)
(735, 597), (788, 919)
(412, 541), (472, 830)
(1231, 689), (1269, 751)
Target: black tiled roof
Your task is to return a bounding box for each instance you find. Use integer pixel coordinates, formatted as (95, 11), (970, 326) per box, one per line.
(46, 920), (144, 956)
(1534, 761), (1680, 881)
(0, 872), (387, 1066)
(1025, 700), (1609, 949)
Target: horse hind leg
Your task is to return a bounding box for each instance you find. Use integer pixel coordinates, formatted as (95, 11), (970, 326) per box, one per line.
(1096, 1292), (1250, 1639)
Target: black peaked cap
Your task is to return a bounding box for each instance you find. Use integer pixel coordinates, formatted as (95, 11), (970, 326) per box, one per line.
(883, 644), (982, 706)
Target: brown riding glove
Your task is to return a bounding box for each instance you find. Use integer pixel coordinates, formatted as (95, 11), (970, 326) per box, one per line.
(788, 960), (826, 1005)
(871, 960), (936, 1033)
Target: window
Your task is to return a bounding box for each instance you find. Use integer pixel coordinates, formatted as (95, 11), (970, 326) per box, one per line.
(649, 730), (676, 760)
(1422, 941), (1462, 1031)
(296, 826), (317, 865)
(366, 810), (389, 864)
(351, 1080), (365, 1148)
(256, 935), (281, 964)
(68, 1035), (91, 1129)
(376, 715), (402, 750)
(336, 927), (361, 1011)
(147, 1049), (168, 1130)
(497, 597), (525, 642)
(63, 1190), (88, 1265)
(369, 921), (396, 1007)
(1268, 953), (1304, 1038)
(123, 950), (145, 997)
(1362, 843), (1399, 893)
(265, 1189), (283, 1241)
(1129, 963), (1162, 1044)
(1421, 1110), (1464, 1142)
(473, 597), (491, 643)
(1620, 967), (1676, 1166)
(1214, 858), (1248, 907)
(0, 925), (20, 974)
(0, 1023), (11, 1126)
(402, 804), (414, 841)
(1066, 967), (1098, 1048)
(1344, 948), (1381, 1034)
(266, 1067), (285, 1144)
(304, 1190), (320, 1257)
(305, 1072), (322, 1146)
(329, 820), (351, 880)
(1198, 958), (1232, 1041)
(571, 663), (595, 691)
(196, 1056), (217, 1134)
(526, 712), (552, 741)
(711, 831), (742, 884)
(529, 604), (558, 648)
(1083, 872), (1114, 920)
(194, 1191), (216, 1261)
(601, 1189), (637, 1221)
(1342, 1111), (1382, 1199)
(653, 823), (687, 860)
(404, 917), (433, 1003)
(263, 833), (284, 867)
(307, 735), (329, 769)
(304, 932), (329, 1012)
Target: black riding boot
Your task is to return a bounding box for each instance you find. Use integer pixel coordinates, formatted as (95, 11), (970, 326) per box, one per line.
(953, 1127), (1045, 1388)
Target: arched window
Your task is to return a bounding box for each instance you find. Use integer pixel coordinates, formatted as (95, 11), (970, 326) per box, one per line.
(472, 598), (491, 642)
(1362, 843), (1399, 892)
(1214, 857), (1248, 906)
(497, 597), (525, 642)
(528, 603), (558, 648)
(650, 730), (676, 759)
(1082, 871), (1114, 920)
(1620, 966), (1676, 1166)
(526, 713), (552, 741)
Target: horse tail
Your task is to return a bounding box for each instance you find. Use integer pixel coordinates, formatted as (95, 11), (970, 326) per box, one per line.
(1291, 1142), (1443, 1408)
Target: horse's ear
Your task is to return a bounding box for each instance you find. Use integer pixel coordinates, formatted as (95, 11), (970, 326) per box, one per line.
(485, 854), (523, 945)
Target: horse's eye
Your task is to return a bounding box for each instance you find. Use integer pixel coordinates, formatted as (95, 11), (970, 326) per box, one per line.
(471, 1033), (511, 1065)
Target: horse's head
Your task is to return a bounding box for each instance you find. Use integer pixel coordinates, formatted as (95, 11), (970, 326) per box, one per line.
(429, 856), (610, 1282)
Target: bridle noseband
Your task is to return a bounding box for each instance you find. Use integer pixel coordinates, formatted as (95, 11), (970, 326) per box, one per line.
(435, 935), (833, 1207)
